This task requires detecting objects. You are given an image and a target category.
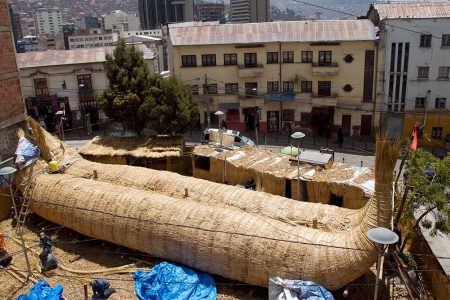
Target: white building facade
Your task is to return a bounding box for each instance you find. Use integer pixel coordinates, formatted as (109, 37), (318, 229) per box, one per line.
(368, 2), (450, 149)
(17, 46), (156, 131)
(68, 32), (118, 49)
(35, 8), (63, 36)
(104, 10), (140, 34)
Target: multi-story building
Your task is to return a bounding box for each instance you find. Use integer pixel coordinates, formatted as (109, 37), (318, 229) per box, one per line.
(17, 45), (157, 130)
(103, 10), (140, 34)
(68, 29), (118, 49)
(0, 0), (26, 158)
(230, 0), (270, 23)
(138, 0), (195, 30)
(195, 1), (225, 22)
(368, 2), (450, 150)
(168, 20), (379, 136)
(119, 29), (163, 38)
(16, 35), (39, 53)
(76, 14), (100, 30)
(35, 8), (63, 36)
(8, 3), (22, 44)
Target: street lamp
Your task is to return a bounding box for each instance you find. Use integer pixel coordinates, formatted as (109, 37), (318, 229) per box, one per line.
(291, 131), (305, 200)
(214, 110), (225, 148)
(367, 227), (399, 300)
(251, 87), (259, 147)
(55, 110), (65, 141)
(0, 167), (32, 279)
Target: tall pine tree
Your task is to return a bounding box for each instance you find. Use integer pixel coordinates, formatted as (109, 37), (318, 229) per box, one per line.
(97, 40), (154, 135)
(148, 75), (199, 136)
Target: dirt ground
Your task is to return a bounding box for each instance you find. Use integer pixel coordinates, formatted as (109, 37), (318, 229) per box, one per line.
(1, 214), (409, 300)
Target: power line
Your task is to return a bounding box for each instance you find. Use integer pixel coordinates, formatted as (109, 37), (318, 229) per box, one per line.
(290, 0), (445, 40)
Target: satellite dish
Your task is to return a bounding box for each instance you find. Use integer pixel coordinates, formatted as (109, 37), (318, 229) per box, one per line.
(367, 227), (399, 245)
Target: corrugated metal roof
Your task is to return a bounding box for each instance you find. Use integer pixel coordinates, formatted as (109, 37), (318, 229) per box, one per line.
(372, 1), (450, 20)
(169, 20), (377, 46)
(17, 45), (155, 69)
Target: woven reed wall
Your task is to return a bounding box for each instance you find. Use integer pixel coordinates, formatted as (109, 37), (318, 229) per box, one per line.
(81, 155), (127, 165)
(306, 182), (367, 209)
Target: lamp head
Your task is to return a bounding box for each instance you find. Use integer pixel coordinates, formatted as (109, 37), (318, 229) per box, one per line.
(291, 132), (305, 139)
(0, 166), (17, 184)
(367, 227), (399, 245)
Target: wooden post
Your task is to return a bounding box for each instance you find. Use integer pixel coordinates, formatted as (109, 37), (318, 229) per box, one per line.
(360, 161), (363, 167)
(184, 188), (189, 198)
(84, 284), (88, 300)
(312, 218), (318, 229)
(93, 170), (98, 180)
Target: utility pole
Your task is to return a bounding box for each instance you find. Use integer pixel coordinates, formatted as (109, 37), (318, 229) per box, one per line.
(204, 74), (210, 127)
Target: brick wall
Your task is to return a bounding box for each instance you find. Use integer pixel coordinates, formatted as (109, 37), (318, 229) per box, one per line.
(0, 0), (25, 158)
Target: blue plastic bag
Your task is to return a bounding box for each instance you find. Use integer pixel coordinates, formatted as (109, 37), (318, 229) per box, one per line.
(133, 261), (216, 300)
(15, 138), (40, 170)
(17, 280), (64, 300)
(269, 277), (334, 300)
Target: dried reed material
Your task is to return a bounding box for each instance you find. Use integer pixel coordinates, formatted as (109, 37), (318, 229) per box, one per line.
(81, 155), (127, 165)
(16, 128), (25, 139)
(19, 119), (400, 289)
(353, 169), (375, 185)
(78, 136), (184, 159)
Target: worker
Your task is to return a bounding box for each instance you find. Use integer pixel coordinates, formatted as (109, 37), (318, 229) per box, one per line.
(245, 178), (256, 190)
(91, 278), (116, 300)
(38, 232), (58, 273)
(0, 233), (12, 267)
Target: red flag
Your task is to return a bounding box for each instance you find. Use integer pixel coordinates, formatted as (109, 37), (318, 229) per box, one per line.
(410, 124), (418, 150)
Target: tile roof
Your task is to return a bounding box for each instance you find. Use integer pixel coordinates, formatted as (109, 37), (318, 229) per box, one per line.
(169, 20), (377, 46)
(17, 45), (155, 69)
(371, 1), (450, 20)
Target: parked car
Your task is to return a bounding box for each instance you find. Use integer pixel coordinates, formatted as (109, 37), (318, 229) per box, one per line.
(201, 128), (256, 147)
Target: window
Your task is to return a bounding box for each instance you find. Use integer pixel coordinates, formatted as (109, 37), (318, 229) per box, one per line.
(181, 55), (196, 67)
(224, 53), (237, 65)
(420, 34), (432, 47)
(267, 81), (279, 93)
(225, 83), (238, 94)
(390, 43), (396, 72)
(301, 81), (312, 93)
(245, 82), (258, 95)
(282, 81), (294, 92)
(267, 52), (278, 64)
(204, 83), (218, 94)
(435, 98), (446, 109)
(318, 81), (331, 96)
(438, 67), (449, 79)
(418, 66), (429, 79)
(415, 97), (425, 109)
(300, 113), (311, 126)
(301, 51), (313, 63)
(202, 54), (216, 66)
(318, 51), (332, 66)
(282, 51), (294, 63)
(442, 34), (450, 46)
(189, 85), (199, 95)
(363, 50), (375, 102)
(282, 110), (295, 121)
(244, 53), (257, 67)
(431, 127), (443, 140)
(77, 74), (92, 90)
(34, 78), (49, 96)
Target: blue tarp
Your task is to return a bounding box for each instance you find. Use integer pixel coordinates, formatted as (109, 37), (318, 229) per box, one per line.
(15, 137), (40, 170)
(17, 280), (64, 300)
(269, 277), (334, 300)
(133, 262), (216, 300)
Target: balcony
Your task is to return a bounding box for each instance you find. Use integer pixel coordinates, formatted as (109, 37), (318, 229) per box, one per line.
(238, 64), (264, 77)
(311, 93), (338, 106)
(312, 62), (339, 76)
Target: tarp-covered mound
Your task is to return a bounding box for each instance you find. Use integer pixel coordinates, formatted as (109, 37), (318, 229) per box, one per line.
(133, 262), (216, 300)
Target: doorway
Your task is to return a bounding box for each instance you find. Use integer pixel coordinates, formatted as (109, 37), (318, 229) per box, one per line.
(342, 115), (351, 135)
(361, 115), (372, 136)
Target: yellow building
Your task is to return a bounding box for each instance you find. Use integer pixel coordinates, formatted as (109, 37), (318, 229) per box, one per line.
(403, 111), (450, 149)
(167, 20), (380, 137)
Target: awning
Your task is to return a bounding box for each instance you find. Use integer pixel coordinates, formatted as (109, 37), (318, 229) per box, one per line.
(264, 92), (295, 102)
(218, 103), (240, 110)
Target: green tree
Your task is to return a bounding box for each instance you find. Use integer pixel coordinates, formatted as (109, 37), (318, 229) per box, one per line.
(96, 39), (154, 135)
(148, 75), (198, 136)
(397, 149), (450, 252)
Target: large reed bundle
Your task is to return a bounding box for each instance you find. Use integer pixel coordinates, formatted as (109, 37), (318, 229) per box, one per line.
(17, 120), (400, 289)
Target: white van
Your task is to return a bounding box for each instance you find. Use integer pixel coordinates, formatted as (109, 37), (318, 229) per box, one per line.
(201, 128), (256, 147)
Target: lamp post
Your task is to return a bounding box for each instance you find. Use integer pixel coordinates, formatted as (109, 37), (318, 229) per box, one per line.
(291, 132), (305, 200)
(55, 110), (65, 141)
(214, 110), (224, 148)
(0, 167), (32, 279)
(367, 227), (399, 300)
(251, 88), (259, 147)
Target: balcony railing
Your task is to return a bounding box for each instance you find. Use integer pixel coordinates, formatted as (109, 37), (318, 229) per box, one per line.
(311, 93), (338, 106)
(238, 64), (264, 69)
(238, 64), (264, 77)
(312, 92), (338, 98)
(312, 62), (339, 76)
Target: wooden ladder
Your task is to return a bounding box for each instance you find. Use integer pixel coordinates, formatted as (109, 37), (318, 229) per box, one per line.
(15, 184), (33, 234)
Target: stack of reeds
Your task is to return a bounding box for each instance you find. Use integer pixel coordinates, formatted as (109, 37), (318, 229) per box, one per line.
(14, 119), (400, 290)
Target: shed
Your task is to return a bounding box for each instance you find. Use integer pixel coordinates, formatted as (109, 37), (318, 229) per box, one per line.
(192, 145), (374, 209)
(79, 136), (192, 175)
